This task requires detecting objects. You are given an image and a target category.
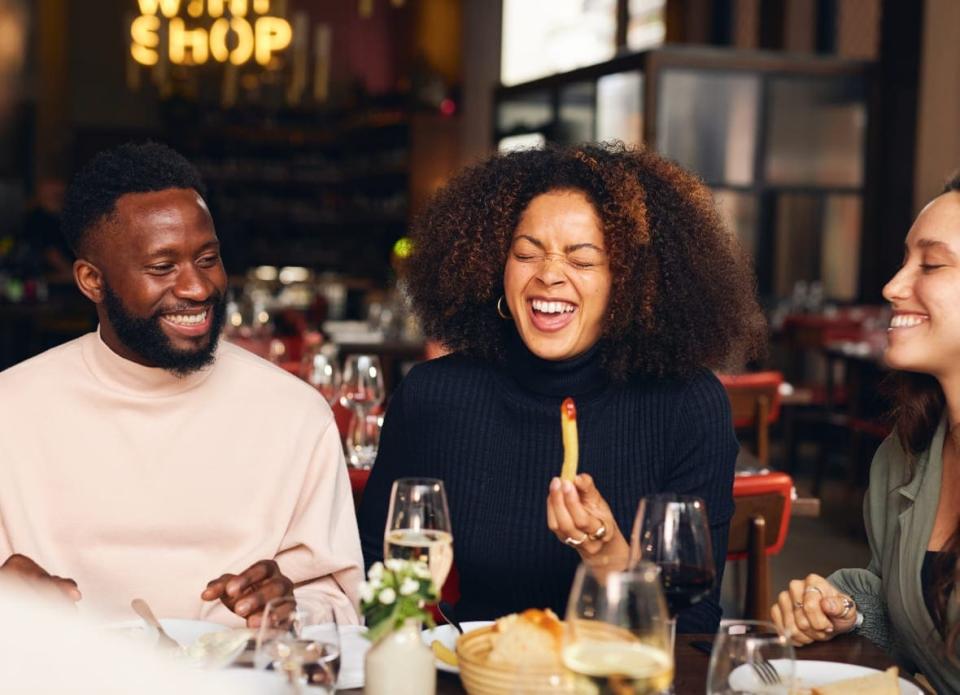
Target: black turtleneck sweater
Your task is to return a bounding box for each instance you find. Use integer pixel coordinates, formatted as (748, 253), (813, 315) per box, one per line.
(356, 335), (737, 633)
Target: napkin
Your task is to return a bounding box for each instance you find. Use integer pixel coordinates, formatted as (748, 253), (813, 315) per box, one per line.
(337, 624), (371, 689)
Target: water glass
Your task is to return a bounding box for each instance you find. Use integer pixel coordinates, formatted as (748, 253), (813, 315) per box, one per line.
(255, 596), (341, 693)
(706, 620), (795, 695)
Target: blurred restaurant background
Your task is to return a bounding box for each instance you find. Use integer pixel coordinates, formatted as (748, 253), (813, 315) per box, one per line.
(2, 0), (960, 618)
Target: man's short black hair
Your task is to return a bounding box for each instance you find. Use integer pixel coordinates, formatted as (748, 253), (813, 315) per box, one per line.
(61, 141), (207, 256)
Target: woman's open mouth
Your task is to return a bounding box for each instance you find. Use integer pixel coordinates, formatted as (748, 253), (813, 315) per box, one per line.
(888, 313), (929, 332)
(528, 298), (577, 332)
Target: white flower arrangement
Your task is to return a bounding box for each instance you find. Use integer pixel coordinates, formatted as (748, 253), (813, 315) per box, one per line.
(359, 559), (439, 642)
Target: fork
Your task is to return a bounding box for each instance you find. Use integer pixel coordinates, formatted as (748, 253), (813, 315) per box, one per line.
(131, 598), (181, 651)
(751, 656), (782, 686)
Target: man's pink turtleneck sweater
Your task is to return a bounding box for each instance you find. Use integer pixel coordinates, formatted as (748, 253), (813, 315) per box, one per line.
(0, 330), (362, 624)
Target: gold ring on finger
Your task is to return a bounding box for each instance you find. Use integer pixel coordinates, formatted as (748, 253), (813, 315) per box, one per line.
(837, 597), (854, 619)
(588, 524), (607, 541)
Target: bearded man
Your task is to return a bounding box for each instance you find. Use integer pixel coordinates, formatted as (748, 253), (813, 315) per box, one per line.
(0, 142), (362, 626)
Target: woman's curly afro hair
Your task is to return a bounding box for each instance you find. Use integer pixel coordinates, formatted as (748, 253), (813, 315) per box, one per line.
(405, 142), (766, 380)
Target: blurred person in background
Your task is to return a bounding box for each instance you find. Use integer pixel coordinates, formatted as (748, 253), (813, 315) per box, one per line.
(771, 172), (960, 694)
(0, 142), (362, 626)
(359, 143), (765, 633)
(19, 176), (73, 279)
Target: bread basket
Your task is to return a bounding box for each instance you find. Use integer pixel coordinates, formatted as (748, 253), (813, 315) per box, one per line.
(456, 625), (573, 695)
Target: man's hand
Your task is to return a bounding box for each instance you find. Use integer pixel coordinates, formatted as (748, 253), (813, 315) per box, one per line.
(0, 554), (82, 603)
(201, 559), (294, 627)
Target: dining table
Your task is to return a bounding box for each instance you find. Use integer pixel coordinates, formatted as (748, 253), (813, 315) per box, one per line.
(337, 632), (918, 694)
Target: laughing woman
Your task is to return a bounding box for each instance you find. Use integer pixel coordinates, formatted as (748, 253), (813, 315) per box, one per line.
(770, 172), (960, 693)
(357, 143), (765, 632)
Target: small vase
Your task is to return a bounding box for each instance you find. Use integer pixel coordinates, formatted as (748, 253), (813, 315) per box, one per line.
(364, 618), (436, 695)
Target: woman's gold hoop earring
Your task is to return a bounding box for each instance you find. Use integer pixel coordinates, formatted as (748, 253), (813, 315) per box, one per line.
(496, 295), (512, 320)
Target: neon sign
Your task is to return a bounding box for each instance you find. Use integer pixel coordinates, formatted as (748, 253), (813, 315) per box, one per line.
(130, 0), (292, 67)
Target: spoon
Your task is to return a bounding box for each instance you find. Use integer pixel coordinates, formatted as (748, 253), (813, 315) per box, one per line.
(437, 600), (463, 635)
(131, 598), (181, 651)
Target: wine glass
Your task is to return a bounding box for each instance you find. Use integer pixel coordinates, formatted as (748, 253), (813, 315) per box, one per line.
(255, 596), (341, 693)
(706, 620), (795, 694)
(630, 494), (715, 651)
(339, 354), (385, 468)
(302, 345), (341, 406)
(384, 478), (454, 590)
(562, 561), (674, 694)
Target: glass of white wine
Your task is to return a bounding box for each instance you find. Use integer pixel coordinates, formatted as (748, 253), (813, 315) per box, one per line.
(254, 596), (341, 694)
(563, 561), (674, 695)
(383, 477), (454, 590)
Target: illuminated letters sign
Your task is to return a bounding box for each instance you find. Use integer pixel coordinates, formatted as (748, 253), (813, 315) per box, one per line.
(130, 0), (292, 67)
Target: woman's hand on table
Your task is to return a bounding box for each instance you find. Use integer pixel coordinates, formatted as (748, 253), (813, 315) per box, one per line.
(201, 559), (294, 627)
(770, 573), (858, 646)
(0, 553), (81, 604)
(546, 474), (629, 567)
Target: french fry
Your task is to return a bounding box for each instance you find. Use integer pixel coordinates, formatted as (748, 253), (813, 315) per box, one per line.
(560, 397), (579, 481)
(431, 640), (458, 667)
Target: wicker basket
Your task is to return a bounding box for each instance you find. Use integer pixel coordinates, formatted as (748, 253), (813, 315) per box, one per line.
(456, 625), (573, 695)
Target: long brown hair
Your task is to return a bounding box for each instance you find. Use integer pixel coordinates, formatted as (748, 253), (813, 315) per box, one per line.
(891, 170), (960, 653)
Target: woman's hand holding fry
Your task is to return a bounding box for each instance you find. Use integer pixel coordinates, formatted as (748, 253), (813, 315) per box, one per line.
(546, 473), (629, 567)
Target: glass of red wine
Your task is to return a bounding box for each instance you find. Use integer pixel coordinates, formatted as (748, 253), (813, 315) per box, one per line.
(629, 494), (715, 655)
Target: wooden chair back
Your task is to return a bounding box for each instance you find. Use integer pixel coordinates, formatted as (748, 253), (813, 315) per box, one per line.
(718, 371), (784, 467)
(728, 472), (794, 620)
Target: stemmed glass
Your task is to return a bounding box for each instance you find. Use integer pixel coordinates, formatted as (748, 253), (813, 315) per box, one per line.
(706, 620), (795, 694)
(384, 478), (454, 590)
(630, 495), (716, 652)
(302, 345), (341, 406)
(339, 354), (385, 468)
(562, 561), (674, 694)
(630, 495), (715, 614)
(255, 596), (341, 694)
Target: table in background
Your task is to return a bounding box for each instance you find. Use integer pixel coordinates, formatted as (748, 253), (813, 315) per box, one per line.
(338, 633), (908, 695)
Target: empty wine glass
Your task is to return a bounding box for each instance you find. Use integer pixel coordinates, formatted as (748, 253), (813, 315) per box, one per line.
(384, 478), (454, 590)
(706, 620), (795, 694)
(255, 596), (341, 694)
(302, 345), (341, 406)
(563, 561), (674, 694)
(339, 354), (385, 468)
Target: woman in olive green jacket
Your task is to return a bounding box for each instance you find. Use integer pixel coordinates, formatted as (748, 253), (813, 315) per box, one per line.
(771, 174), (960, 695)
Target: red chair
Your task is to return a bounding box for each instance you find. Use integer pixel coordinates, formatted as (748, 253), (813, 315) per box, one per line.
(728, 472), (794, 620)
(717, 371), (784, 468)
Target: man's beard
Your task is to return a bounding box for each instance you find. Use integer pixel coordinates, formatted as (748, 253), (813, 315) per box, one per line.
(102, 282), (226, 377)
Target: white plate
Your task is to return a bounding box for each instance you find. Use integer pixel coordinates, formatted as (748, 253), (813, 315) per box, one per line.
(729, 659), (922, 694)
(421, 621), (494, 674)
(104, 618), (228, 646)
(103, 619), (246, 668)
